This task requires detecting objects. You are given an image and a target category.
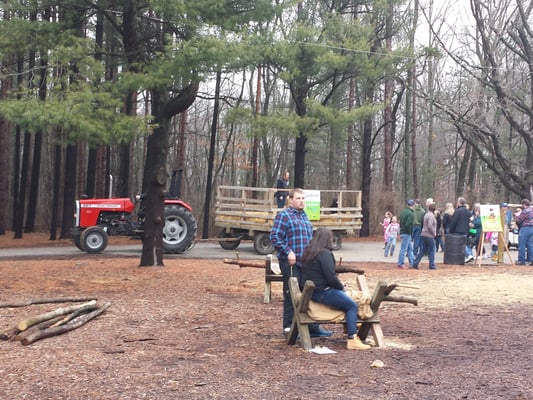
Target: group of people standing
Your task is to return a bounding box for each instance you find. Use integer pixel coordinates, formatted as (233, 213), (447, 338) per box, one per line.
(388, 196), (533, 267)
(390, 198), (439, 270)
(380, 198), (439, 269)
(270, 188), (370, 350)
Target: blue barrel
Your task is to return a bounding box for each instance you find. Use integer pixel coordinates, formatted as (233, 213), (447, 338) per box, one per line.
(444, 234), (466, 265)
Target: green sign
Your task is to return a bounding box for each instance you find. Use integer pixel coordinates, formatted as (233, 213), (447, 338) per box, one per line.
(304, 190), (321, 221)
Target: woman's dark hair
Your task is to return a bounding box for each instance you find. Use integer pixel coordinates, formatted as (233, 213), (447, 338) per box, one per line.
(301, 228), (333, 265)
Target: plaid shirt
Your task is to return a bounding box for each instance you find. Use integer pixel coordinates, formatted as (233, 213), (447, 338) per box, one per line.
(515, 207), (533, 228)
(270, 207), (313, 266)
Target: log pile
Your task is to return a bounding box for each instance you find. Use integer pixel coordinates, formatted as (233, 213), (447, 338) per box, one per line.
(0, 298), (111, 345)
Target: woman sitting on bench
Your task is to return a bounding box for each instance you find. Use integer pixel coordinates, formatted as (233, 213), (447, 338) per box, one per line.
(301, 228), (370, 350)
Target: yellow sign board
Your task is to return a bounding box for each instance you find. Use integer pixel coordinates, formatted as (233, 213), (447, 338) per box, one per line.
(480, 204), (503, 232)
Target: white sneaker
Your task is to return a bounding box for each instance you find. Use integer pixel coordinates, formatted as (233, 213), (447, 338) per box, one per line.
(464, 255), (474, 263)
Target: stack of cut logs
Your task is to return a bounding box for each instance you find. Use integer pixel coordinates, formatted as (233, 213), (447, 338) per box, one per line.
(0, 297), (110, 345)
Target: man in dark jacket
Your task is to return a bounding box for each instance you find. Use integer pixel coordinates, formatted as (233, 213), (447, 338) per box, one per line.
(397, 199), (415, 268)
(448, 197), (474, 262)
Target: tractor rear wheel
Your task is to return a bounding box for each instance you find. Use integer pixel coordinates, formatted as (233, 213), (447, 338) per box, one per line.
(162, 205), (197, 254)
(80, 226), (108, 253)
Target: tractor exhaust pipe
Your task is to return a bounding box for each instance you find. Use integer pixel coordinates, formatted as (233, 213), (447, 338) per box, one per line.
(168, 169), (183, 199)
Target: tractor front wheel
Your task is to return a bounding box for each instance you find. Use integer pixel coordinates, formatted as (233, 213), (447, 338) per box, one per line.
(80, 226), (108, 254)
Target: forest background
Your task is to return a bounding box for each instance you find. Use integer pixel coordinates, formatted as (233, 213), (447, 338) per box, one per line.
(0, 0), (532, 254)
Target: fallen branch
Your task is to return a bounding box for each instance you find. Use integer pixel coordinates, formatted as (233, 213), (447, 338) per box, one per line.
(20, 302), (111, 346)
(223, 259), (264, 268)
(383, 295), (418, 306)
(17, 300), (97, 331)
(49, 303), (100, 328)
(224, 258), (364, 274)
(14, 316), (65, 342)
(383, 283), (421, 296)
(0, 327), (20, 341)
(335, 266), (365, 274)
(0, 297), (97, 308)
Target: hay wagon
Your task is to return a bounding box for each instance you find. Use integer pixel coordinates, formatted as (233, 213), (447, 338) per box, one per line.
(214, 185), (363, 255)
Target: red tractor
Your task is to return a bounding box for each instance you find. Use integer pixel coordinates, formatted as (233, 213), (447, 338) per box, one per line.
(72, 172), (197, 254)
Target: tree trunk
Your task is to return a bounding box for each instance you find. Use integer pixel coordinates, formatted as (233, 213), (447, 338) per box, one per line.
(49, 142), (62, 240)
(203, 71), (221, 240)
(360, 107), (373, 237)
(140, 119), (167, 267)
(0, 13), (13, 235)
(138, 76), (199, 266)
(13, 130), (31, 239)
(12, 55), (25, 237)
(60, 143), (77, 239)
(382, 1), (394, 193)
(25, 44), (47, 232)
(456, 142), (470, 197)
(346, 78), (355, 190)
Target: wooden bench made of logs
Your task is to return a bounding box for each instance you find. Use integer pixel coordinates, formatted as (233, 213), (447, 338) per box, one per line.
(286, 276), (418, 350)
(263, 255), (365, 304)
(264, 255), (283, 303)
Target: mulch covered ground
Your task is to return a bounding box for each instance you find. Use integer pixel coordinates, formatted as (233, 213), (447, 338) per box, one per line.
(0, 233), (531, 399)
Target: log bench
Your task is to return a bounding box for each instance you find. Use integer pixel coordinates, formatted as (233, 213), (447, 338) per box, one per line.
(264, 255), (282, 303)
(286, 275), (418, 350)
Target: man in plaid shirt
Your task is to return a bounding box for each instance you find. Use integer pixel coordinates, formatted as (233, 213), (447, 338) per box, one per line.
(270, 188), (332, 338)
(514, 198), (533, 265)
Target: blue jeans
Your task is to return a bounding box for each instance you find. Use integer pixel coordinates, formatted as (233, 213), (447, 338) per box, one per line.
(435, 235), (444, 252)
(312, 288), (358, 337)
(276, 195), (286, 208)
(412, 226), (422, 256)
(517, 226), (533, 263)
(413, 236), (436, 269)
(281, 261), (302, 329)
(384, 235), (397, 256)
(397, 233), (414, 266)
(465, 245), (473, 258)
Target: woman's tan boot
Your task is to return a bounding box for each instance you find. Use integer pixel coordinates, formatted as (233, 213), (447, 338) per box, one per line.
(347, 336), (371, 350)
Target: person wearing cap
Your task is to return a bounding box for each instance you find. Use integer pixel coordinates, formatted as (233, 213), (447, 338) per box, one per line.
(397, 199), (415, 268)
(513, 198), (533, 265)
